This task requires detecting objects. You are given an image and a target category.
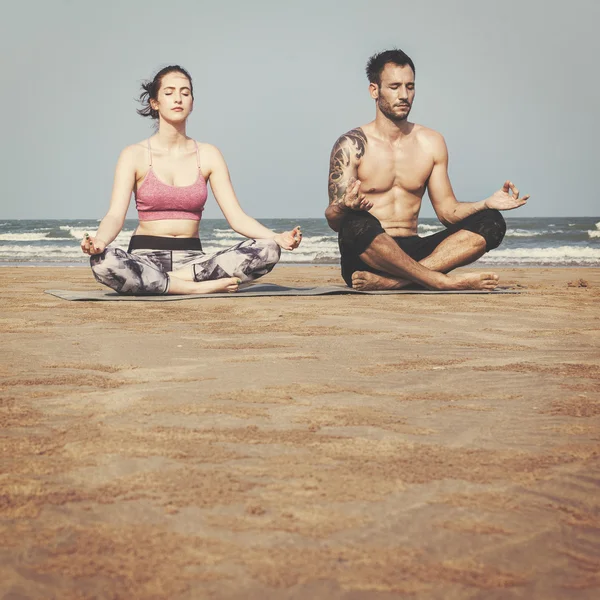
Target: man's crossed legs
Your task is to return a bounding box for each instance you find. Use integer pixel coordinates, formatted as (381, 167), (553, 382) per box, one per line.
(338, 209), (506, 291)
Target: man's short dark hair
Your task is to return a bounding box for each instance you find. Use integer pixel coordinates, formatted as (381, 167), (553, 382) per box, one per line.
(366, 49), (415, 85)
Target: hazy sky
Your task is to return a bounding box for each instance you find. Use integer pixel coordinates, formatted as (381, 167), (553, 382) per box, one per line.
(2, 0), (598, 219)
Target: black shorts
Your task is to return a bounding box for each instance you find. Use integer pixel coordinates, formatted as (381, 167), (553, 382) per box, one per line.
(338, 209), (506, 287)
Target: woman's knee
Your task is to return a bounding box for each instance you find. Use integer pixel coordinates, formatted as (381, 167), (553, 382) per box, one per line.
(90, 247), (119, 277)
(90, 247), (166, 295)
(240, 238), (282, 280)
(90, 248), (125, 291)
(254, 238), (282, 264)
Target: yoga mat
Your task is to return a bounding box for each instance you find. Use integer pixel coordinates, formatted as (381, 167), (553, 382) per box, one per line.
(45, 284), (519, 301)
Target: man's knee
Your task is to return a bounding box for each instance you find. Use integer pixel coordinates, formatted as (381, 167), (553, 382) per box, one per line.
(338, 212), (385, 288)
(481, 209), (506, 251)
(338, 211), (385, 254)
(462, 209), (506, 252)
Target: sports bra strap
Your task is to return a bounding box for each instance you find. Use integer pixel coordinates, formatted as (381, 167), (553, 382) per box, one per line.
(194, 140), (201, 169)
(146, 138), (198, 169)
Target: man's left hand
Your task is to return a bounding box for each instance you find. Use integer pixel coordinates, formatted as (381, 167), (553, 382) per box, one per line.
(486, 181), (530, 211)
(273, 226), (302, 251)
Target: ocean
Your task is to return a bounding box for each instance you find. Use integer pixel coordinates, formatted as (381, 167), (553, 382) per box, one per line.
(1, 217), (599, 267)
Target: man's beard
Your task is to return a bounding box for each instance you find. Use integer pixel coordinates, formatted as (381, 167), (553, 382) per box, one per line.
(378, 97), (411, 123)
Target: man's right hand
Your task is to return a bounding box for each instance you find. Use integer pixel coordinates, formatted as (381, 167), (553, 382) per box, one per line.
(485, 181), (530, 212)
(336, 178), (373, 212)
(81, 234), (106, 255)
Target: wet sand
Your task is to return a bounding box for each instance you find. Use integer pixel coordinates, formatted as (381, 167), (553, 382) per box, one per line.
(1, 266), (599, 599)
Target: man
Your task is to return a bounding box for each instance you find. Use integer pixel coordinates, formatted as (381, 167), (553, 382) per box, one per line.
(326, 49), (529, 291)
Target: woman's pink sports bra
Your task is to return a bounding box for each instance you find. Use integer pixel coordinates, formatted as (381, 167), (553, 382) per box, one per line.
(135, 139), (208, 221)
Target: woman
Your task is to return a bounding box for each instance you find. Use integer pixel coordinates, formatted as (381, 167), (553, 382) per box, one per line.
(81, 65), (302, 295)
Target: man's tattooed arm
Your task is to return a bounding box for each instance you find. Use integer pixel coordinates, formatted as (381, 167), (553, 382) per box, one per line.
(328, 128), (367, 205)
(325, 128), (368, 232)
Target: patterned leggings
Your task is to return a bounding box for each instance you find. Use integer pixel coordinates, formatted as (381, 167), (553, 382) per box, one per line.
(90, 237), (281, 295)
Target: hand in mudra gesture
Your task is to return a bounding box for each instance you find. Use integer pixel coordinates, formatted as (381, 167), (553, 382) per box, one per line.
(337, 177), (374, 212)
(486, 180), (530, 211)
(273, 226), (303, 251)
(80, 233), (106, 255)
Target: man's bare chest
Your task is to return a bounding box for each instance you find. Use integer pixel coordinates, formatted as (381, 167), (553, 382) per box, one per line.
(358, 147), (434, 195)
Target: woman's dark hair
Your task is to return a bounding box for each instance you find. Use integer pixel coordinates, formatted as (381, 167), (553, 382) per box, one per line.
(366, 49), (415, 86)
(137, 65), (194, 120)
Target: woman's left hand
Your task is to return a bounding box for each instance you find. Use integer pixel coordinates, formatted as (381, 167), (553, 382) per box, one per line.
(273, 226), (302, 251)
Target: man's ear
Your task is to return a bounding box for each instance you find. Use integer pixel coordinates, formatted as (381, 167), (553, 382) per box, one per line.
(369, 82), (379, 100)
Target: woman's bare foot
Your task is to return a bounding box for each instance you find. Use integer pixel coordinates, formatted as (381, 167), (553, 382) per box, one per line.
(352, 271), (409, 291)
(444, 272), (499, 291)
(167, 276), (240, 295)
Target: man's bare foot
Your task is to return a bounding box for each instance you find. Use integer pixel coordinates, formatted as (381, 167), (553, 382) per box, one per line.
(353, 270), (499, 291)
(444, 272), (499, 291)
(167, 276), (240, 295)
(352, 271), (409, 291)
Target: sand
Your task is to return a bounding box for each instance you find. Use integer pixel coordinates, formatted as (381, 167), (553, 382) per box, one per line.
(1, 265), (599, 599)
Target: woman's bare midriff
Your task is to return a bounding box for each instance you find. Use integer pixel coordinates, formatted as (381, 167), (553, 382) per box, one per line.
(134, 219), (201, 238)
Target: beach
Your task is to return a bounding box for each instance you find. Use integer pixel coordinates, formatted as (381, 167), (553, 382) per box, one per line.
(1, 265), (599, 599)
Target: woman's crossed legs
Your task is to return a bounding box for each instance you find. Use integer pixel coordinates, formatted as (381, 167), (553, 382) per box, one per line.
(90, 238), (281, 295)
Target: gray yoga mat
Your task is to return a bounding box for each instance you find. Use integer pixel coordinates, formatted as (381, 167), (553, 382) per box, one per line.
(45, 283), (519, 301)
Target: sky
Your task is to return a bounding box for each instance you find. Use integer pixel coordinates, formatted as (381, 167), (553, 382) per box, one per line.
(1, 0), (598, 219)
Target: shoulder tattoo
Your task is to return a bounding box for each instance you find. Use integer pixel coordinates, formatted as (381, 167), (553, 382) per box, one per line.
(328, 128), (367, 204)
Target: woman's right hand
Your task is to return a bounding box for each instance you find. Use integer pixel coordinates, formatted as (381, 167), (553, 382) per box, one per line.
(81, 233), (106, 255)
(273, 226), (302, 251)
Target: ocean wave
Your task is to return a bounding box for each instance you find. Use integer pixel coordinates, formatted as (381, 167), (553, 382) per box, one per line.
(58, 225), (95, 240)
(481, 245), (600, 265)
(0, 233), (58, 241)
(0, 244), (87, 257)
(418, 224), (444, 232)
(490, 245), (600, 257)
(0, 243), (340, 264)
(59, 225), (81, 236)
(480, 257), (600, 266)
(112, 231), (137, 244)
(1, 222), (599, 267)
(1, 246), (597, 267)
(203, 242), (339, 257)
(294, 235), (337, 243)
(280, 255), (338, 264)
(212, 228), (236, 235)
(211, 230), (338, 243)
(205, 235), (338, 250)
(213, 230), (245, 239)
(0, 229), (136, 244)
(505, 229), (545, 237)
